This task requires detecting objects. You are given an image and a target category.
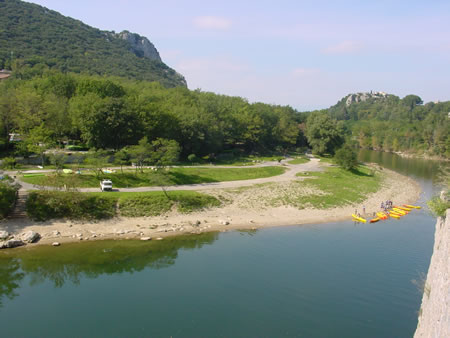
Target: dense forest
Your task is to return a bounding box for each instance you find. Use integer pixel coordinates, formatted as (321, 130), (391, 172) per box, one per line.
(0, 67), (448, 161)
(315, 93), (450, 158)
(0, 68), (307, 160)
(0, 0), (186, 87)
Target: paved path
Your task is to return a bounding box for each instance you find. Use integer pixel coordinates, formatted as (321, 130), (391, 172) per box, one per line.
(11, 158), (324, 193)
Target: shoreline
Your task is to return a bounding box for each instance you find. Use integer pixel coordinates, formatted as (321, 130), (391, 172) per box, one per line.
(0, 167), (422, 248)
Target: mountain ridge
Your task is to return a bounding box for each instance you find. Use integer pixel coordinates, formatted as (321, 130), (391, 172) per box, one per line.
(0, 0), (186, 87)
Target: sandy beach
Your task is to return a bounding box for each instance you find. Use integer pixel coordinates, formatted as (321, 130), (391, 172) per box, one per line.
(0, 163), (422, 247)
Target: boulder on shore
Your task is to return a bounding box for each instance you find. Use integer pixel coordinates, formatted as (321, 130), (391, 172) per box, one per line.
(0, 230), (9, 240)
(0, 239), (25, 249)
(21, 231), (41, 243)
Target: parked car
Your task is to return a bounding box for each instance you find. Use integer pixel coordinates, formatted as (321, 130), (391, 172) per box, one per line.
(100, 180), (113, 192)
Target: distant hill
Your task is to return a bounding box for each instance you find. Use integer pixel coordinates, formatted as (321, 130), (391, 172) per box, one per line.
(320, 92), (449, 157)
(0, 0), (186, 87)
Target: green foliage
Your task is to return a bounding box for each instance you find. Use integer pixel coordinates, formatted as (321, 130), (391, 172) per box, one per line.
(0, 180), (19, 218)
(117, 191), (220, 217)
(427, 196), (449, 217)
(1, 157), (16, 169)
(305, 112), (344, 155)
(26, 191), (117, 221)
(0, 0), (185, 87)
(187, 154), (197, 163)
(25, 190), (220, 220)
(0, 71), (304, 157)
(334, 144), (358, 170)
(323, 93), (450, 157)
(48, 153), (67, 172)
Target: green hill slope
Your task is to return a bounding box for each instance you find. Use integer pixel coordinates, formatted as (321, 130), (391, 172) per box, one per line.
(321, 92), (449, 157)
(0, 0), (186, 87)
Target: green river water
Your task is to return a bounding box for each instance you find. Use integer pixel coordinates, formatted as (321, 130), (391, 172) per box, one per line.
(0, 150), (447, 337)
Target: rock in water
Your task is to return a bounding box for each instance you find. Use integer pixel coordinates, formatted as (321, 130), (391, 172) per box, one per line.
(0, 230), (9, 240)
(0, 239), (25, 249)
(21, 231), (41, 243)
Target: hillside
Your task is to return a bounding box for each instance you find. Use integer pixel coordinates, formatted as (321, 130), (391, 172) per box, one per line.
(0, 0), (186, 87)
(322, 92), (449, 157)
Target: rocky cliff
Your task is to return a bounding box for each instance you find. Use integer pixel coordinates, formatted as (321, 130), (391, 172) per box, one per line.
(117, 31), (162, 62)
(414, 209), (450, 337)
(345, 91), (388, 106)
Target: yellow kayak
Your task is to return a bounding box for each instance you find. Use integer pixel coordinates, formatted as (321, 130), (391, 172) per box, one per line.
(352, 214), (367, 223)
(404, 204), (421, 209)
(393, 208), (407, 215)
(389, 210), (403, 216)
(377, 212), (388, 220)
(395, 206), (412, 211)
(389, 213), (400, 219)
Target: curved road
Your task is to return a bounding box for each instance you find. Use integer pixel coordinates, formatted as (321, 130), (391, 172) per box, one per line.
(11, 158), (323, 193)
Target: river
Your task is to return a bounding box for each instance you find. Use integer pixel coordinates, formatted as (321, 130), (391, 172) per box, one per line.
(0, 150), (447, 337)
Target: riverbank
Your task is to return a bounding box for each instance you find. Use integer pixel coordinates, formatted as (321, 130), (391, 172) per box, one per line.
(0, 166), (421, 247)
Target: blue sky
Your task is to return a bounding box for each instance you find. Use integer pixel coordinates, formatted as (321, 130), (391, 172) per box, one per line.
(27, 0), (450, 110)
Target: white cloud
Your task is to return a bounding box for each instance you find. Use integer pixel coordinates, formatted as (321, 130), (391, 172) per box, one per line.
(193, 16), (232, 30)
(321, 41), (363, 54)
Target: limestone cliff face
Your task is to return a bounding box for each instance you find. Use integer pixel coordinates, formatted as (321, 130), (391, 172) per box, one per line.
(414, 209), (450, 337)
(117, 31), (162, 62)
(345, 91), (388, 106)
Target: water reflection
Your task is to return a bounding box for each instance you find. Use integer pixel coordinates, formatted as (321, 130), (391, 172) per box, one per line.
(0, 233), (218, 306)
(358, 149), (449, 185)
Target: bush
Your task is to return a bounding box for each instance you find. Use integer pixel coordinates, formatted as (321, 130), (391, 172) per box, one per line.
(427, 196), (450, 217)
(1, 157), (17, 169)
(334, 145), (358, 170)
(0, 181), (19, 218)
(26, 191), (117, 221)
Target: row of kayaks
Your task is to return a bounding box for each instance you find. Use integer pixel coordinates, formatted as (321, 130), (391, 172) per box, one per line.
(352, 204), (421, 223)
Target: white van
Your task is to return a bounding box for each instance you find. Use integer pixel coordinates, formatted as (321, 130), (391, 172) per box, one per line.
(100, 180), (113, 192)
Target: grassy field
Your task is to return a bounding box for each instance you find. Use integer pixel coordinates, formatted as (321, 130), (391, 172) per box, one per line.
(26, 190), (221, 220)
(21, 166), (286, 188)
(294, 165), (381, 208)
(287, 156), (310, 165)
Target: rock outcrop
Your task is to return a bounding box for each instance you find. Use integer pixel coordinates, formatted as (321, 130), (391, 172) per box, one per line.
(414, 209), (450, 337)
(345, 91), (388, 106)
(117, 31), (162, 62)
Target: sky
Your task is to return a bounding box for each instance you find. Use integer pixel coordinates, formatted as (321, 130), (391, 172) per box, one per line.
(27, 0), (450, 110)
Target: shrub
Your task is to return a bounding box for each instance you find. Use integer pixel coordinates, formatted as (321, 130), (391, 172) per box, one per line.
(427, 196), (450, 217)
(1, 157), (17, 169)
(187, 154), (197, 164)
(0, 180), (19, 218)
(26, 191), (117, 221)
(334, 145), (358, 170)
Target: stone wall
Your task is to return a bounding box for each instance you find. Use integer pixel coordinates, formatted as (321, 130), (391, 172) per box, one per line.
(414, 209), (450, 337)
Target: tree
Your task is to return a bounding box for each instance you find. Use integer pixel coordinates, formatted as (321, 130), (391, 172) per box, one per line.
(305, 112), (344, 155)
(84, 150), (110, 179)
(114, 148), (131, 173)
(48, 153), (67, 174)
(334, 144), (358, 170)
(26, 124), (55, 167)
(148, 138), (181, 168)
(187, 154), (197, 164)
(128, 137), (152, 173)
